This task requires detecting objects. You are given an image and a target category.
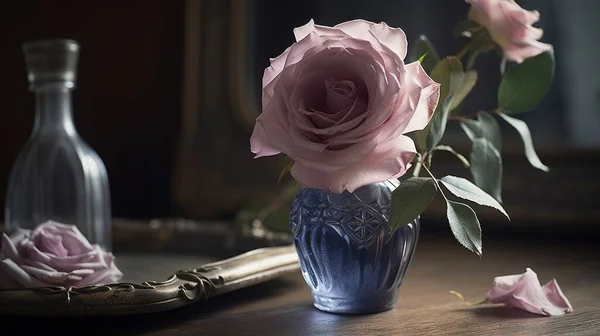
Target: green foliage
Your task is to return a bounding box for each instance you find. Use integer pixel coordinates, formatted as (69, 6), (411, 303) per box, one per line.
(390, 177), (437, 231)
(470, 138), (503, 203)
(453, 20), (481, 38)
(449, 70), (478, 112)
(446, 201), (483, 256)
(465, 30), (495, 69)
(440, 175), (509, 219)
(257, 15), (556, 259)
(434, 145), (470, 168)
(460, 111), (502, 151)
(417, 57), (465, 152)
(278, 159), (294, 184)
(407, 35), (441, 74)
(499, 113), (550, 172)
(417, 52), (429, 65)
(498, 50), (555, 113)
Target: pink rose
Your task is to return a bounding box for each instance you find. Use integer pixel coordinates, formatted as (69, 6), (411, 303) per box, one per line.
(0, 221), (123, 289)
(466, 0), (552, 63)
(486, 268), (573, 316)
(250, 19), (440, 193)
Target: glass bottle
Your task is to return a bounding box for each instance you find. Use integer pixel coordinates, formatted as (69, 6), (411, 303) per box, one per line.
(4, 39), (112, 251)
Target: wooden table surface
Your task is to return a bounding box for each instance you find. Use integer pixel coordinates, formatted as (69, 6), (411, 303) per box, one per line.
(1, 234), (598, 336)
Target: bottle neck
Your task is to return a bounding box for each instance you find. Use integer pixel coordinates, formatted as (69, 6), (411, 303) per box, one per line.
(33, 86), (76, 135)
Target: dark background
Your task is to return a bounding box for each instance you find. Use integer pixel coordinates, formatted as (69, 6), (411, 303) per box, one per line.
(1, 0), (599, 237)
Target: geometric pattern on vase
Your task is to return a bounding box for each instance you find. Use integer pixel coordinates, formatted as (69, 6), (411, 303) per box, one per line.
(290, 179), (420, 314)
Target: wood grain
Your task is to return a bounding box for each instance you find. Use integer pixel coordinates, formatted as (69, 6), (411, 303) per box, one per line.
(1, 234), (598, 335)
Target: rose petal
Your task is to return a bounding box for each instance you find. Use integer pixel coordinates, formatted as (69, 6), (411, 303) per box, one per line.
(21, 257), (58, 272)
(325, 77), (357, 112)
(1, 233), (23, 263)
(36, 230), (69, 257)
(78, 253), (123, 287)
(7, 228), (30, 247)
(294, 19), (407, 66)
(263, 45), (292, 90)
(334, 19), (408, 60)
(402, 61), (441, 133)
(20, 264), (71, 285)
(250, 122), (282, 158)
(291, 135), (416, 193)
(485, 268), (574, 316)
(502, 40), (552, 64)
(293, 19), (347, 42)
(542, 279), (574, 314)
(0, 258), (47, 288)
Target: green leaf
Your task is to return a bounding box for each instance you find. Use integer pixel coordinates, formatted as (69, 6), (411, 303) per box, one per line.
(446, 201), (482, 256)
(425, 57), (465, 150)
(498, 50), (555, 113)
(277, 158), (294, 184)
(466, 30), (495, 69)
(460, 111), (502, 151)
(417, 52), (429, 64)
(407, 35), (441, 74)
(449, 70), (478, 111)
(440, 175), (509, 219)
(431, 57), (465, 101)
(453, 20), (481, 38)
(434, 145), (470, 168)
(498, 113), (550, 172)
(390, 177), (437, 232)
(470, 138), (503, 203)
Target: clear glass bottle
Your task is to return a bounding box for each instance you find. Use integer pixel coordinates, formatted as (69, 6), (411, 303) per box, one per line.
(4, 39), (111, 251)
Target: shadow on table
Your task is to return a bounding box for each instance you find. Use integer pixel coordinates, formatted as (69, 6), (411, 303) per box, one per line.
(462, 306), (543, 319)
(0, 277), (299, 336)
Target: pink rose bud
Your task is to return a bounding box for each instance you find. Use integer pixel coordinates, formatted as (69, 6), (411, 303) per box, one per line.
(486, 268), (573, 316)
(0, 221), (123, 289)
(250, 19), (440, 193)
(466, 0), (553, 63)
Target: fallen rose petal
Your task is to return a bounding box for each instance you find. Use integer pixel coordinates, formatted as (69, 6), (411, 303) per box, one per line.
(486, 268), (573, 316)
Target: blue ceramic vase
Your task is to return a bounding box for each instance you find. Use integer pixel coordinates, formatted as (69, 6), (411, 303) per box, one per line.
(289, 179), (419, 314)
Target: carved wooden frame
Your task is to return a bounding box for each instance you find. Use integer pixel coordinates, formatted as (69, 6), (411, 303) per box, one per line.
(0, 217), (299, 316)
(0, 244), (298, 316)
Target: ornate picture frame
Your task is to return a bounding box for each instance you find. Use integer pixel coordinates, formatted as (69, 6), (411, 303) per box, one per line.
(0, 219), (299, 316)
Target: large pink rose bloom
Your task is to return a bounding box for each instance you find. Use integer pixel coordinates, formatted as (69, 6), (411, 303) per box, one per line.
(250, 19), (440, 193)
(466, 0), (552, 63)
(0, 221), (123, 289)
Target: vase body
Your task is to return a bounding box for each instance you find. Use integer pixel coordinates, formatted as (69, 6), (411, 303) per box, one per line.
(290, 179), (419, 314)
(4, 39), (112, 251)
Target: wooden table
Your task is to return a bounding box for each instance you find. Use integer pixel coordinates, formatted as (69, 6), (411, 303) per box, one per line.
(1, 234), (598, 335)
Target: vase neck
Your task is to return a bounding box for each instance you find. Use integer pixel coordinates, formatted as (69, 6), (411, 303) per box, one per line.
(33, 87), (76, 135)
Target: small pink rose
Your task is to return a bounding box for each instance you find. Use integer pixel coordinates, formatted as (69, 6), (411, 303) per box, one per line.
(0, 221), (123, 289)
(485, 268), (573, 316)
(250, 19), (440, 193)
(466, 0), (553, 63)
